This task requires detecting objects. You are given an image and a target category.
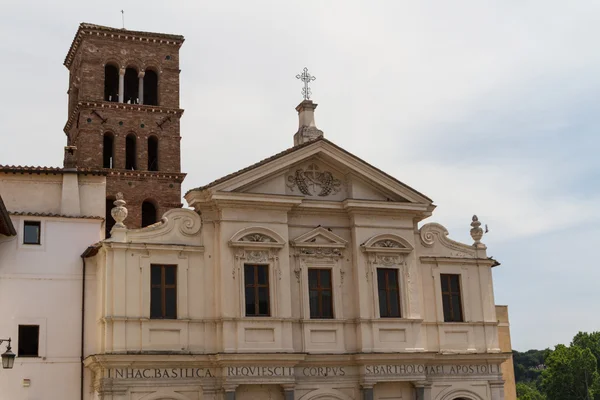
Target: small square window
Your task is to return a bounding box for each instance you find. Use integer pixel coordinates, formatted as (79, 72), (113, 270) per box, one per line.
(18, 325), (39, 357)
(23, 221), (41, 245)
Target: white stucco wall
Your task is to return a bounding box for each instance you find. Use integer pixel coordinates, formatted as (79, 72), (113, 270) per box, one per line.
(0, 172), (105, 400)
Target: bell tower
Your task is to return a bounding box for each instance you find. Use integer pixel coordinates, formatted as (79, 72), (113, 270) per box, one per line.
(63, 23), (186, 233)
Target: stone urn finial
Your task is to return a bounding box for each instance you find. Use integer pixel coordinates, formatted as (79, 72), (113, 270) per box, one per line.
(111, 192), (128, 229)
(470, 215), (484, 244)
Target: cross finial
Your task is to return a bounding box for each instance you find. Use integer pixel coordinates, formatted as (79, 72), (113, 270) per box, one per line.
(296, 67), (316, 100)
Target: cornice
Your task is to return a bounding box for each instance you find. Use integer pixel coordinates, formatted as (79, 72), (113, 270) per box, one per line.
(64, 101), (184, 135)
(105, 170), (186, 182)
(420, 256), (497, 267)
(65, 23), (184, 69)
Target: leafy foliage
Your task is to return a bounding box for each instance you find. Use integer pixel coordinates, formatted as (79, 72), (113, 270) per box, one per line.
(514, 331), (600, 400)
(541, 344), (599, 400)
(516, 382), (545, 400)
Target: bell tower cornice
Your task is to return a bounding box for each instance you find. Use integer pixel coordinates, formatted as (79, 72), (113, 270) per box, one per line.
(63, 101), (184, 136)
(64, 23), (184, 69)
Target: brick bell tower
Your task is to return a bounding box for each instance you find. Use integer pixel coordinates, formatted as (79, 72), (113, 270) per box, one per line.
(63, 23), (186, 234)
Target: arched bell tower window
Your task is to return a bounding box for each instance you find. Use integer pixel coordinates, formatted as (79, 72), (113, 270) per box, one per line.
(104, 65), (119, 102)
(125, 134), (137, 170)
(148, 135), (159, 171)
(123, 67), (139, 104)
(105, 196), (116, 238)
(141, 200), (158, 227)
(103, 132), (114, 168)
(144, 70), (158, 106)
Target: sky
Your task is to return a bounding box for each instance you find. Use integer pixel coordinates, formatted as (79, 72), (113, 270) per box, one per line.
(1, 0), (599, 351)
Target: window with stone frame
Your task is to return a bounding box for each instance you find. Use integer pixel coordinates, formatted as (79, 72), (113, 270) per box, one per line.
(244, 264), (270, 317)
(377, 268), (401, 318)
(18, 325), (39, 357)
(23, 221), (41, 245)
(150, 264), (177, 319)
(441, 273), (464, 322)
(308, 268), (334, 319)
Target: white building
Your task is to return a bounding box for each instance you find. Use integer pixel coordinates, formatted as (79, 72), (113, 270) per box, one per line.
(80, 100), (515, 400)
(0, 160), (105, 399)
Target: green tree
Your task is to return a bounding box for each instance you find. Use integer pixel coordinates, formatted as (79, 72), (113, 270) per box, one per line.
(516, 382), (545, 400)
(573, 332), (600, 370)
(541, 344), (600, 400)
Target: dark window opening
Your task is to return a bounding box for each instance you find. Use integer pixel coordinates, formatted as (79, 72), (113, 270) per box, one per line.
(148, 136), (158, 171)
(18, 325), (39, 357)
(441, 274), (464, 322)
(103, 133), (114, 168)
(105, 197), (116, 238)
(144, 70), (158, 105)
(244, 264), (270, 316)
(150, 264), (177, 319)
(141, 201), (157, 227)
(308, 269), (333, 319)
(123, 67), (139, 104)
(125, 134), (137, 170)
(377, 268), (401, 318)
(104, 65), (119, 102)
(23, 221), (41, 245)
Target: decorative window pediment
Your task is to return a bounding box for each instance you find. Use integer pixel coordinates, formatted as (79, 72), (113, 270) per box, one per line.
(290, 226), (347, 259)
(228, 226), (285, 249)
(361, 233), (413, 255)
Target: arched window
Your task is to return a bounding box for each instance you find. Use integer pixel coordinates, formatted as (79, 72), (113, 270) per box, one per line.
(144, 70), (158, 105)
(104, 65), (119, 102)
(105, 197), (116, 238)
(103, 133), (114, 168)
(125, 134), (137, 170)
(148, 136), (159, 171)
(141, 200), (157, 227)
(123, 67), (139, 104)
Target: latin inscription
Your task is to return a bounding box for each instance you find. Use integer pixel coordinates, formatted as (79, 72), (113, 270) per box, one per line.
(108, 364), (498, 380)
(111, 368), (213, 379)
(364, 364), (500, 376)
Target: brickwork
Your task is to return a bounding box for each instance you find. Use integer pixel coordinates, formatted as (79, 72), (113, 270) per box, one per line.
(64, 24), (185, 229)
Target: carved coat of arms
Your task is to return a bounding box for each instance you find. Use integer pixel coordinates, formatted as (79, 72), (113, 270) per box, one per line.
(287, 164), (342, 197)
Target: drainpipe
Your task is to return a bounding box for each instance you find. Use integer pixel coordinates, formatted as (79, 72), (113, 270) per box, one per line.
(80, 245), (99, 400)
(80, 254), (86, 400)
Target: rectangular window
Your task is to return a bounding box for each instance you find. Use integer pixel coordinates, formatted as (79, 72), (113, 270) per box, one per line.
(308, 269), (333, 319)
(377, 268), (401, 318)
(23, 221), (41, 245)
(18, 325), (39, 357)
(441, 274), (464, 322)
(244, 264), (270, 317)
(150, 264), (177, 319)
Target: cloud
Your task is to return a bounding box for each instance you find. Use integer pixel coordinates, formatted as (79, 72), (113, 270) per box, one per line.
(0, 0), (598, 350)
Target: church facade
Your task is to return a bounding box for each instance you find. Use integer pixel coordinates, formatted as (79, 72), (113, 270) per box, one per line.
(0, 23), (516, 400)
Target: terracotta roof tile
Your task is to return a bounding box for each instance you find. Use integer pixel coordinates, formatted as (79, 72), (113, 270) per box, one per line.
(0, 195), (16, 236)
(65, 22), (184, 68)
(9, 211), (104, 220)
(185, 138), (319, 195)
(0, 165), (107, 176)
(185, 137), (433, 203)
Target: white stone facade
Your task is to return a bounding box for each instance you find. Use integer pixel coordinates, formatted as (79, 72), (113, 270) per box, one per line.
(0, 168), (105, 399)
(81, 136), (510, 400)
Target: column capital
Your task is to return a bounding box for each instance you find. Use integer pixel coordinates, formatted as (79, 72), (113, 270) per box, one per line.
(412, 381), (432, 388)
(138, 71), (145, 78)
(119, 67), (126, 75)
(282, 384), (296, 391)
(223, 384), (238, 392)
(489, 380), (505, 387)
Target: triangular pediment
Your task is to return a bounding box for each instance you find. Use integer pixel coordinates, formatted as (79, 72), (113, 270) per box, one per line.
(186, 139), (432, 206)
(290, 226), (347, 248)
(184, 140), (436, 218)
